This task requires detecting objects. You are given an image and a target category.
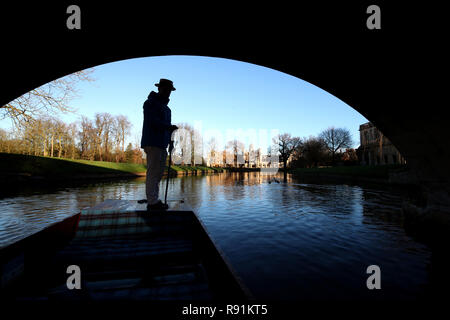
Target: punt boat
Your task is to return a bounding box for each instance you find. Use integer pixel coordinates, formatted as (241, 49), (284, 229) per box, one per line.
(0, 199), (253, 301)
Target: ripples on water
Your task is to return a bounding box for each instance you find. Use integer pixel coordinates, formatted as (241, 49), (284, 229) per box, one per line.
(0, 173), (433, 300)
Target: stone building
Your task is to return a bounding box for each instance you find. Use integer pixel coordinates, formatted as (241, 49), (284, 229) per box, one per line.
(357, 122), (406, 166)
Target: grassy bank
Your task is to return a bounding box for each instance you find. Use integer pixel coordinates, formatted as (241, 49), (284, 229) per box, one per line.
(171, 165), (224, 174)
(0, 153), (146, 178)
(220, 167), (260, 172)
(0, 153), (220, 181)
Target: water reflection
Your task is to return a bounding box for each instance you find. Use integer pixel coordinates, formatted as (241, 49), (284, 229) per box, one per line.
(0, 173), (438, 301)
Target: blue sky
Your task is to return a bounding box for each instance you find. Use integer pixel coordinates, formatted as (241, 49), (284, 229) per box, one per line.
(2, 55), (368, 150)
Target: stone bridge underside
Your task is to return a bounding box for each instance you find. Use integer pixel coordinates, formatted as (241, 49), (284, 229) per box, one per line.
(1, 4), (448, 226)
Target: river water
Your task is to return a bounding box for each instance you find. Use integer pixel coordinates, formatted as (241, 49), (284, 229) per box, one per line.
(0, 172), (438, 300)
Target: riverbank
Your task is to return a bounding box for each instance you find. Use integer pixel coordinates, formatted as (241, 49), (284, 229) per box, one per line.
(0, 153), (221, 184)
(287, 164), (413, 186)
(220, 167), (260, 172)
(286, 164), (450, 245)
(0, 153), (414, 186)
(171, 165), (224, 175)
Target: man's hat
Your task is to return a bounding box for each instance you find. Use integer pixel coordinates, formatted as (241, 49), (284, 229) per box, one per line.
(155, 78), (176, 91)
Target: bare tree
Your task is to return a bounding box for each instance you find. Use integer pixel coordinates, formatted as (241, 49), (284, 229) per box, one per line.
(67, 122), (78, 159)
(1, 69), (94, 126)
(173, 123), (196, 165)
(48, 119), (57, 157)
(22, 117), (47, 156)
(172, 123), (190, 165)
(54, 119), (66, 158)
(254, 148), (262, 167)
(247, 143), (255, 168)
(0, 128), (10, 153)
(302, 136), (327, 168)
(113, 115), (132, 162)
(94, 113), (109, 161)
(206, 137), (221, 166)
(192, 128), (204, 165)
(319, 127), (353, 165)
(79, 115), (96, 160)
(177, 123), (203, 166)
(226, 139), (245, 167)
(100, 113), (115, 161)
(274, 133), (302, 181)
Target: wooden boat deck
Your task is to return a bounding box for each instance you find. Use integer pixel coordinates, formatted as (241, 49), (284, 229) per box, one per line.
(2, 200), (252, 301)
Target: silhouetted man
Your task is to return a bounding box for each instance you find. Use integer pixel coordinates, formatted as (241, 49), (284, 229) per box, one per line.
(141, 79), (178, 210)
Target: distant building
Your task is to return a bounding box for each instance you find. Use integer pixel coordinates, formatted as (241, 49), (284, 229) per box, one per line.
(206, 147), (280, 168)
(357, 122), (406, 165)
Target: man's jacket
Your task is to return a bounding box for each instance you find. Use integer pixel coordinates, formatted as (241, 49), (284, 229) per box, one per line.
(140, 91), (172, 149)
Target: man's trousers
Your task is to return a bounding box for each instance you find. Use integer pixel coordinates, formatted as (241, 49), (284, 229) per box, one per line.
(143, 146), (167, 205)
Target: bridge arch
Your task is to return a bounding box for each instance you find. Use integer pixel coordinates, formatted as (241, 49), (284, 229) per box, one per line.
(1, 3), (448, 223)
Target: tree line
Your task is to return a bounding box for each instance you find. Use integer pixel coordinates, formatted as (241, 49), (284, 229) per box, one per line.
(1, 117), (357, 169)
(274, 127), (356, 180)
(170, 124), (357, 171)
(280, 127), (356, 169)
(0, 113), (144, 164)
